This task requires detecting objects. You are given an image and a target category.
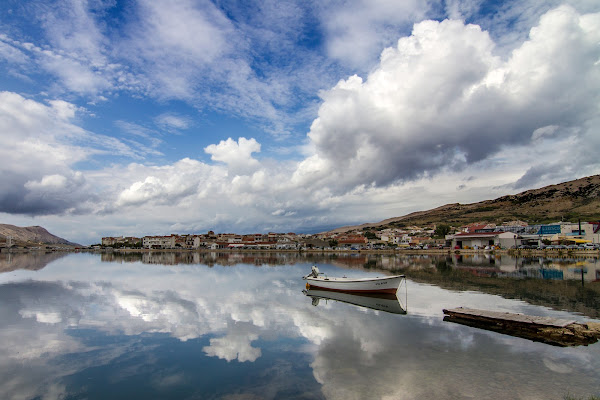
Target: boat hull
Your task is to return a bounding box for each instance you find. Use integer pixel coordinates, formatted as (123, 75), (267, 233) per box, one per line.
(304, 274), (404, 294)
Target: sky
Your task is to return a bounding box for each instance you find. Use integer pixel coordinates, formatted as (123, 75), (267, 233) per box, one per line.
(0, 0), (599, 245)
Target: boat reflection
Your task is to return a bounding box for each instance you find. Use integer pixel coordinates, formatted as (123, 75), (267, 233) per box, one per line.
(303, 288), (407, 314)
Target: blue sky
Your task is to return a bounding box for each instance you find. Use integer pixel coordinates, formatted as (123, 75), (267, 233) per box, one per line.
(1, 0), (599, 244)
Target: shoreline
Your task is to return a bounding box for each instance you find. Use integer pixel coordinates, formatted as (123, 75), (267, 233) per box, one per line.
(3, 247), (598, 257)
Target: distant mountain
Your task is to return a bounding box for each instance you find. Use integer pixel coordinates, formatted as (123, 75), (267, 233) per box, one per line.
(327, 174), (600, 233)
(0, 224), (80, 247)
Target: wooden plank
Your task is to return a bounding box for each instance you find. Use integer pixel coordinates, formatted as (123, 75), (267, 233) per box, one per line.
(443, 307), (576, 328)
(443, 307), (600, 347)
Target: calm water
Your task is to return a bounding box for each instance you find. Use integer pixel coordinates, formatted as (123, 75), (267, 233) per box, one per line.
(1, 251), (599, 400)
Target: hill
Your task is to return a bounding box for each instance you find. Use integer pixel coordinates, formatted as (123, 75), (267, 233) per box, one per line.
(0, 224), (80, 247)
(327, 174), (600, 233)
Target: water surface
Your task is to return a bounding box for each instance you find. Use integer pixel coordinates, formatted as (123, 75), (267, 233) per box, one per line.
(0, 251), (599, 399)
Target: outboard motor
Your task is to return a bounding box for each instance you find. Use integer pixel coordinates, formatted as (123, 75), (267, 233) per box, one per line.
(303, 265), (321, 280)
(310, 265), (320, 278)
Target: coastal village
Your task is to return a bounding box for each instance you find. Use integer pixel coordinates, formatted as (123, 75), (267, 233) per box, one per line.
(101, 220), (600, 251)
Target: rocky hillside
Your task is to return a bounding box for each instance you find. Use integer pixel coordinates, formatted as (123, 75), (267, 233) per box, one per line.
(0, 224), (80, 247)
(328, 174), (600, 233)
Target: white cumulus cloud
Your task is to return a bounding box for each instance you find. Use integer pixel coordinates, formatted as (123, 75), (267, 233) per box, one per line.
(302, 6), (600, 193)
(204, 137), (262, 175)
(0, 91), (154, 215)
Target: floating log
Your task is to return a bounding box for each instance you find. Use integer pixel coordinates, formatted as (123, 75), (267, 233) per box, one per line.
(443, 307), (600, 347)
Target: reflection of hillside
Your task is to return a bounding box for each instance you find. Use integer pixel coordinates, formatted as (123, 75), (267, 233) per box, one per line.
(0, 252), (69, 273)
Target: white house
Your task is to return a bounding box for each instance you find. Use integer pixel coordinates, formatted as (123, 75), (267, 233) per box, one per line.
(451, 232), (518, 249)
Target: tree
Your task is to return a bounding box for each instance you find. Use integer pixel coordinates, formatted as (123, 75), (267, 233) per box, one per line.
(364, 231), (377, 239)
(434, 224), (451, 238)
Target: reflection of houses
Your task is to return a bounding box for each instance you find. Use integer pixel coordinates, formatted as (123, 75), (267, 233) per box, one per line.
(450, 253), (600, 281)
(451, 232), (517, 249)
(562, 262), (600, 282)
(101, 251), (308, 266)
(142, 252), (177, 264)
(452, 253), (500, 267)
(500, 258), (600, 282)
(451, 254), (562, 275)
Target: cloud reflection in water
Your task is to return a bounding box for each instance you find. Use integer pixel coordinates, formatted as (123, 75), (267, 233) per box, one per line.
(0, 253), (598, 399)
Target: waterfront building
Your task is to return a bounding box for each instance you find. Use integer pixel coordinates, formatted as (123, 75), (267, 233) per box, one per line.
(102, 236), (141, 246)
(143, 235), (176, 249)
(451, 232), (518, 249)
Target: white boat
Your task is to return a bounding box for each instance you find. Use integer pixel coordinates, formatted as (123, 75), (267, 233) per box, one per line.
(303, 289), (406, 314)
(302, 265), (405, 294)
